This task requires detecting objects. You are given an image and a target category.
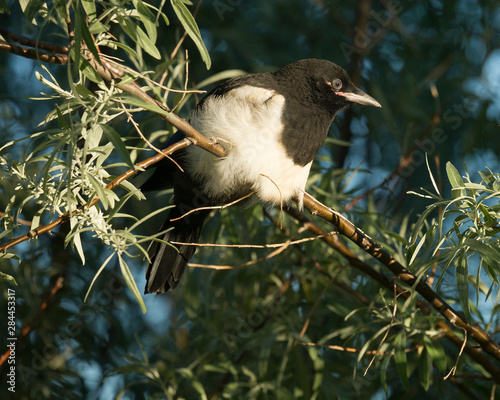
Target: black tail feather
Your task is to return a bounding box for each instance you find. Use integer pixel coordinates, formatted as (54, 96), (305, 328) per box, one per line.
(141, 135), (212, 294)
(145, 208), (208, 294)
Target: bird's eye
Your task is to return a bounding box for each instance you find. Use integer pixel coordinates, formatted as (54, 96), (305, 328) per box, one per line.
(331, 79), (342, 91)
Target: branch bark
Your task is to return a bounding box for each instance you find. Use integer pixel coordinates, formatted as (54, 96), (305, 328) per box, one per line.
(285, 206), (500, 382)
(0, 41), (68, 64)
(300, 192), (500, 364)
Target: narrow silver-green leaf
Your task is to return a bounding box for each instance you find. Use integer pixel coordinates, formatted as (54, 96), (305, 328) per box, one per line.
(70, 215), (86, 265)
(394, 330), (409, 390)
(74, 2), (100, 64)
(380, 353), (390, 395)
(0, 270), (17, 285)
(108, 189), (143, 220)
(196, 69), (246, 89)
(101, 124), (135, 170)
(463, 182), (487, 190)
(89, 20), (109, 35)
(456, 252), (471, 321)
(135, 25), (161, 59)
(116, 15), (138, 40)
(417, 347), (432, 391)
(87, 174), (109, 209)
(81, 0), (96, 19)
(53, 0), (68, 20)
(118, 255), (147, 313)
(426, 154), (440, 196)
(117, 93), (170, 116)
(464, 238), (500, 268)
(170, 0), (211, 69)
(446, 162), (465, 197)
(133, 0), (157, 42)
(105, 40), (139, 59)
(55, 104), (70, 130)
(79, 58), (104, 84)
(85, 252), (115, 302)
(423, 335), (447, 372)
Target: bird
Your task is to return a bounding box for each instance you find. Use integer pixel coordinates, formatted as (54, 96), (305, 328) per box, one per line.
(142, 58), (381, 294)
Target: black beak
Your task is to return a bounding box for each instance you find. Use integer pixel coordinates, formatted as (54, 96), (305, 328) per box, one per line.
(336, 89), (381, 108)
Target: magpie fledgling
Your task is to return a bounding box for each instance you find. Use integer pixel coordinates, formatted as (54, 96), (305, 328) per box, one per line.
(143, 59), (381, 294)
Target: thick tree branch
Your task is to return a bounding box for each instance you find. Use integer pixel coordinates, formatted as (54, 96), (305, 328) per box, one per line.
(285, 206), (500, 382)
(0, 27), (69, 54)
(0, 41), (68, 64)
(300, 192), (500, 363)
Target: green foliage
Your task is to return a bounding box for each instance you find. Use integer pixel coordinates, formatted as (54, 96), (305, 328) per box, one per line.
(0, 0), (213, 311)
(409, 162), (500, 321)
(170, 0), (211, 68)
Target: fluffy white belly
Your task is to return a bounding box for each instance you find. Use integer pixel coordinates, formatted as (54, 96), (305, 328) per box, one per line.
(186, 85), (311, 208)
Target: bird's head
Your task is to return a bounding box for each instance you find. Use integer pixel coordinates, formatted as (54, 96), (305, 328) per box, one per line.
(276, 59), (381, 115)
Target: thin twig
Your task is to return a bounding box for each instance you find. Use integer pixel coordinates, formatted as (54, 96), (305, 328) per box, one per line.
(444, 327), (467, 380)
(189, 242), (290, 270)
(121, 103), (184, 172)
(172, 230), (336, 248)
(300, 341), (420, 355)
(259, 173), (284, 212)
(169, 191), (255, 222)
(364, 283), (399, 376)
(0, 212), (32, 227)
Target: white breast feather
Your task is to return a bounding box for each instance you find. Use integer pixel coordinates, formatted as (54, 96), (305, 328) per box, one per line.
(186, 85), (312, 208)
